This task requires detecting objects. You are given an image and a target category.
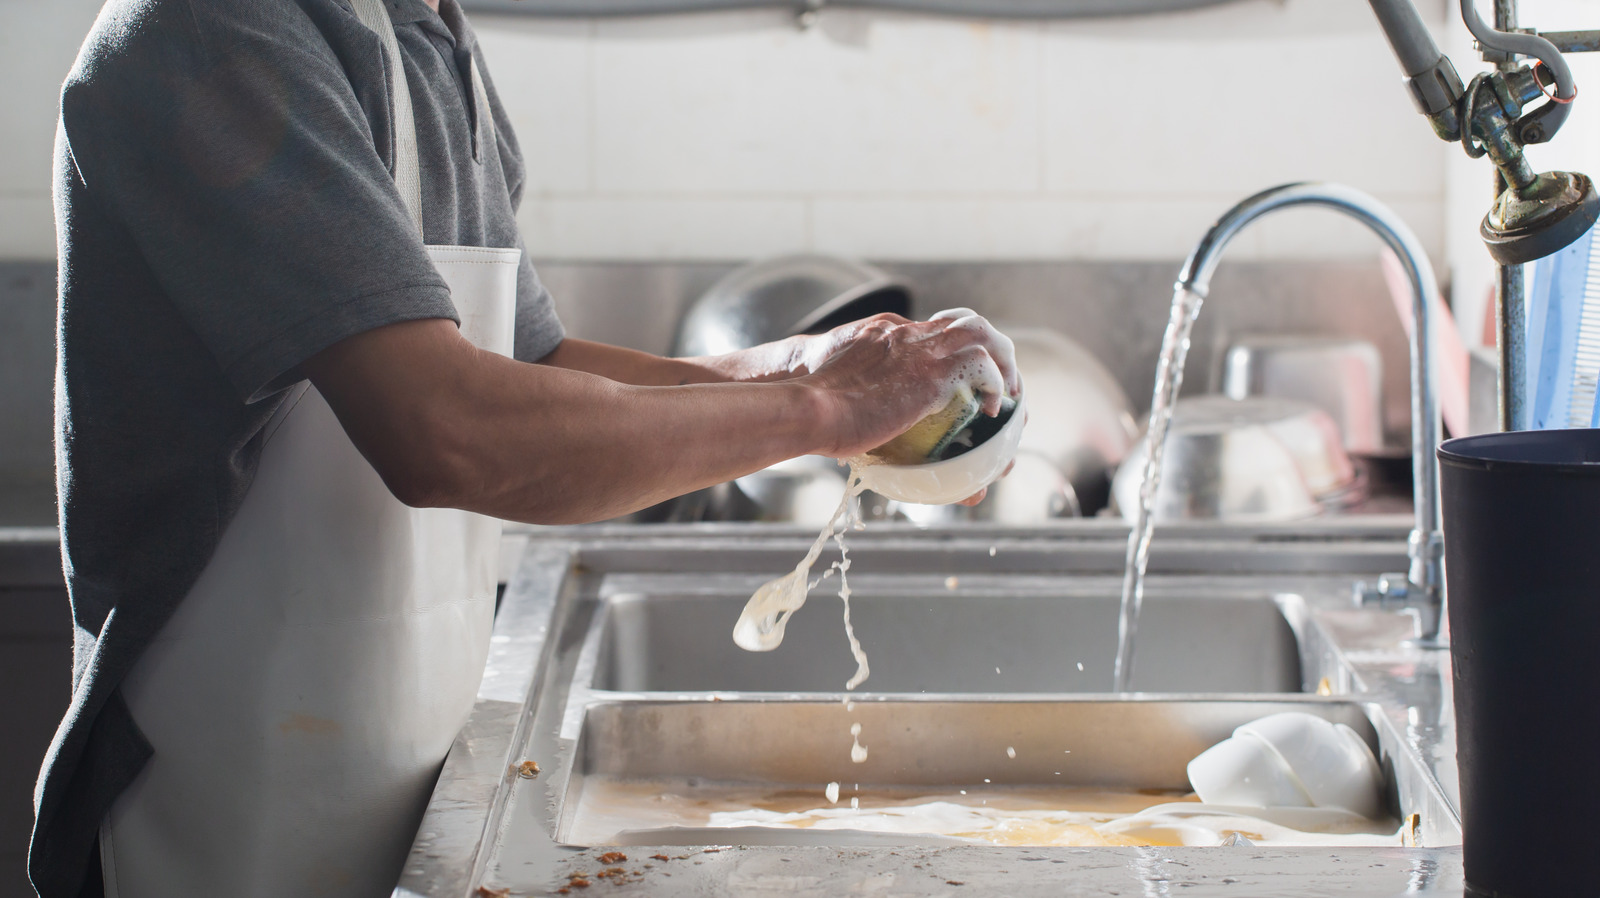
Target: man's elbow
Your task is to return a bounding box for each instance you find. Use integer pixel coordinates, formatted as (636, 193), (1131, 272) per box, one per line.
(382, 466), (457, 510)
(352, 400), (595, 522)
(374, 426), (570, 521)
(379, 456), (468, 510)
(367, 420), (481, 511)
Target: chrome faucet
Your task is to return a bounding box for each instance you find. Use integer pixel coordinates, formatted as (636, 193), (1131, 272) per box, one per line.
(1175, 182), (1445, 647)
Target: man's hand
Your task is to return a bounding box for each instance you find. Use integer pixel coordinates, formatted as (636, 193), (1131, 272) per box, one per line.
(796, 311), (1019, 461)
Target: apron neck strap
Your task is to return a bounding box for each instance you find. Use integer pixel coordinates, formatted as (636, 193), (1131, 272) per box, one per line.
(348, 0), (425, 235)
(470, 54), (497, 152)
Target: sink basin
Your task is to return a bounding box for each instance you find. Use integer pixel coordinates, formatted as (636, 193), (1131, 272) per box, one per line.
(401, 533), (1468, 898)
(556, 697), (1457, 849)
(590, 589), (1304, 694)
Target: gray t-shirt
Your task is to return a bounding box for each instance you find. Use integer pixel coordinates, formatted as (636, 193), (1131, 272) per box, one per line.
(33, 1), (565, 894)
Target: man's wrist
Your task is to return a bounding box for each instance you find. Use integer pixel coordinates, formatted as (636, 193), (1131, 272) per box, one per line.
(780, 378), (840, 458)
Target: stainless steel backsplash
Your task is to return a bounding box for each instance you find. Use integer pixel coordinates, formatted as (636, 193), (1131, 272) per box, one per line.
(0, 257), (1414, 518)
(0, 262), (57, 526)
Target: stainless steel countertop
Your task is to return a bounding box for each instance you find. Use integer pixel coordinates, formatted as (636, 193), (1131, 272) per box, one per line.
(397, 519), (1466, 898)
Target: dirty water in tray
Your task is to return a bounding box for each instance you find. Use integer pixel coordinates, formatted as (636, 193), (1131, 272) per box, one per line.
(556, 699), (1416, 851)
(563, 778), (1404, 849)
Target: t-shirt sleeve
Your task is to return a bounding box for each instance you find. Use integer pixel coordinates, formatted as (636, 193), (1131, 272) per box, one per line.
(479, 55), (565, 363)
(59, 8), (458, 403)
(512, 237), (566, 363)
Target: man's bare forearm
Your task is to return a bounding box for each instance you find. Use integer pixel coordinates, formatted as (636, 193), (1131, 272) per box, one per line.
(308, 322), (833, 524)
(307, 313), (1017, 525)
(536, 336), (810, 386)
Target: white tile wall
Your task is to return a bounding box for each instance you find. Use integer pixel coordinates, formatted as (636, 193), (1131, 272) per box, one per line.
(809, 195), (1232, 259)
(1040, 4), (1445, 199)
(473, 0), (1453, 263)
(3, 0), (1462, 265)
(519, 195), (808, 257)
(586, 12), (1044, 194)
(478, 17), (595, 194)
(0, 0), (102, 261)
(0, 195), (57, 262)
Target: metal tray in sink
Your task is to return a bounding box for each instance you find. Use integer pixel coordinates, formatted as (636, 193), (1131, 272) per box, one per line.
(556, 697), (1456, 850)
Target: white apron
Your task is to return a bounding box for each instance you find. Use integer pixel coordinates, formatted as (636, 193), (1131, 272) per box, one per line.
(101, 3), (517, 895)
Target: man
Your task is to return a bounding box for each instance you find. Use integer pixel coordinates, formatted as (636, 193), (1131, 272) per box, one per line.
(33, 0), (1017, 895)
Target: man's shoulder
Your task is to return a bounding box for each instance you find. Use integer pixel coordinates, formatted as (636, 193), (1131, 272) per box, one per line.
(70, 0), (353, 89)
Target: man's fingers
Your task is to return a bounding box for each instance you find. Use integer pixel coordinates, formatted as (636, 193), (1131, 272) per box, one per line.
(924, 310), (1021, 398)
(928, 307), (979, 324)
(946, 346), (1006, 415)
(957, 487), (988, 507)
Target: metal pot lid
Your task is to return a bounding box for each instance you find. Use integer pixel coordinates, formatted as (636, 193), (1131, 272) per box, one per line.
(672, 254), (912, 357)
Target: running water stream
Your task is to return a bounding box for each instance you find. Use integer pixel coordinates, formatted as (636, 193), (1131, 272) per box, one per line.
(1112, 286), (1205, 693)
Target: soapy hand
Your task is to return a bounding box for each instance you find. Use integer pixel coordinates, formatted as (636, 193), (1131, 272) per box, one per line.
(798, 310), (1020, 463)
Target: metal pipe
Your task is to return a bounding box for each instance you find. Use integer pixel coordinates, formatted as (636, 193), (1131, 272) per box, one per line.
(1493, 0), (1530, 432)
(1365, 0), (1466, 142)
(1463, 0), (1575, 99)
(1538, 30), (1600, 55)
(460, 0), (1246, 16)
(1176, 182), (1445, 646)
(1368, 0), (1452, 77)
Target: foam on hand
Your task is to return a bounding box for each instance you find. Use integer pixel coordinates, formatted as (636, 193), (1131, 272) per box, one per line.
(865, 309), (1017, 467)
(928, 307), (1017, 399)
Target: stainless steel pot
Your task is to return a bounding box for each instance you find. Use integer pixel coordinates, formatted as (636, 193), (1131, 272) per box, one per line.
(647, 255), (910, 524)
(726, 455), (853, 528)
(1007, 325), (1138, 515)
(1221, 334), (1385, 454)
(672, 254), (911, 357)
(1111, 396), (1363, 523)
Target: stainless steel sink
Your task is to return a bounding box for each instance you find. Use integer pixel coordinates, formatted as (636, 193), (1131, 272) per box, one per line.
(400, 528), (1468, 898)
(556, 697), (1459, 849)
(590, 588), (1303, 694)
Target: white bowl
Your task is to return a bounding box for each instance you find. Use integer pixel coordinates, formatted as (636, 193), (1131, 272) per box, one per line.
(1237, 712), (1384, 819)
(1187, 712), (1384, 819)
(1186, 730), (1312, 809)
(858, 393), (1027, 506)
(891, 450), (1078, 525)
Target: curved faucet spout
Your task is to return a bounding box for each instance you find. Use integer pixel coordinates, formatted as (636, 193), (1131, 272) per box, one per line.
(1177, 182), (1446, 647)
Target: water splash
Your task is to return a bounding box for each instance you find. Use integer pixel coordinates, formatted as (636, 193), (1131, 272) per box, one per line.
(732, 464), (874, 775)
(732, 466), (869, 654)
(1113, 286), (1205, 693)
(831, 488), (870, 691)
